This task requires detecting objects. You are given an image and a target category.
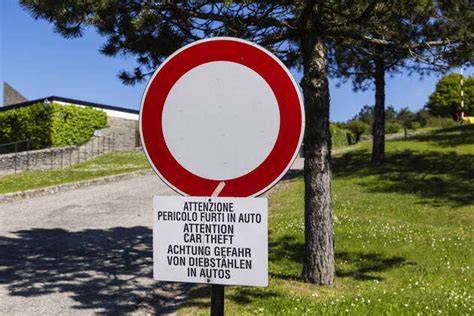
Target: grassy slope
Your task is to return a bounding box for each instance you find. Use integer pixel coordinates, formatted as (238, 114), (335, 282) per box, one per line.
(180, 125), (473, 315)
(0, 151), (150, 194)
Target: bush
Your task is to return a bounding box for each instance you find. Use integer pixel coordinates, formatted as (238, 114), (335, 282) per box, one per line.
(415, 109), (432, 127)
(347, 119), (369, 143)
(0, 102), (107, 149)
(425, 116), (457, 128)
(331, 124), (355, 147)
(50, 104), (107, 146)
(0, 103), (52, 149)
(385, 122), (401, 134)
(411, 122), (421, 130)
(332, 121), (347, 130)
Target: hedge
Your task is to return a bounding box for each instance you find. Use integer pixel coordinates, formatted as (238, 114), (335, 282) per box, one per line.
(0, 102), (107, 150)
(330, 124), (355, 147)
(385, 122), (402, 134)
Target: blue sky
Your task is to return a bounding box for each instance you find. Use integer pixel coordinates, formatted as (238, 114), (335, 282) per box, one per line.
(1, 1), (472, 122)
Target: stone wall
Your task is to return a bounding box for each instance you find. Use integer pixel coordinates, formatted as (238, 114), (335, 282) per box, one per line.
(101, 116), (139, 150)
(0, 136), (114, 176)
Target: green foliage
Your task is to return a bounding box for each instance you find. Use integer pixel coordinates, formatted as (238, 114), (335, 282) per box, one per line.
(396, 107), (415, 129)
(414, 108), (432, 127)
(21, 1), (471, 86)
(331, 124), (355, 147)
(49, 103), (107, 147)
(411, 122), (421, 130)
(385, 122), (401, 134)
(385, 105), (397, 122)
(347, 119), (369, 143)
(347, 105), (435, 135)
(425, 116), (458, 129)
(427, 74), (473, 117)
(352, 105), (374, 125)
(332, 121), (347, 130)
(0, 102), (107, 149)
(0, 103), (52, 149)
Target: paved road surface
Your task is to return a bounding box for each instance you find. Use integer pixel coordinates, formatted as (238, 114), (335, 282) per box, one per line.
(0, 155), (311, 315)
(0, 174), (189, 315)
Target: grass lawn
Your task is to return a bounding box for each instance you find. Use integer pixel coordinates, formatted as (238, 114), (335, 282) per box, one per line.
(0, 151), (150, 195)
(179, 125), (473, 315)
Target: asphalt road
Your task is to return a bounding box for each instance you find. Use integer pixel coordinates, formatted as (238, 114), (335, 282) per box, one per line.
(0, 157), (307, 315)
(0, 174), (190, 315)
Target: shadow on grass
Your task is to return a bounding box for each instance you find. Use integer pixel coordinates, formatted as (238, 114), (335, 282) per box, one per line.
(180, 234), (411, 311)
(286, 126), (474, 207)
(228, 287), (280, 305)
(180, 284), (282, 312)
(176, 284), (211, 309)
(0, 227), (190, 314)
(268, 235), (410, 282)
(336, 252), (414, 281)
(411, 124), (474, 148)
(333, 147), (474, 207)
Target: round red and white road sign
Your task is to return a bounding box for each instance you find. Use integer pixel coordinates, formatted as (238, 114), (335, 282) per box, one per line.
(140, 37), (304, 197)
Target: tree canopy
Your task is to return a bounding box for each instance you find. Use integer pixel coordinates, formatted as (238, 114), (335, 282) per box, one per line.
(427, 73), (473, 117)
(331, 0), (473, 89)
(328, 0), (472, 164)
(21, 1), (471, 85)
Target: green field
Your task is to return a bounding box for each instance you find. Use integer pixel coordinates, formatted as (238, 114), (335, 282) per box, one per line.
(0, 151), (150, 194)
(180, 125), (473, 315)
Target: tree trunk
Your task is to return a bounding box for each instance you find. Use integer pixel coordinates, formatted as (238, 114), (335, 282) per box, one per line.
(371, 47), (385, 164)
(300, 16), (335, 285)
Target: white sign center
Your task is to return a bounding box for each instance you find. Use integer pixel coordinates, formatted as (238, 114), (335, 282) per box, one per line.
(162, 61), (280, 181)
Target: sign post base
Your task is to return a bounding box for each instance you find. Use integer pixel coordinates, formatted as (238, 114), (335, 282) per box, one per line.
(211, 284), (225, 316)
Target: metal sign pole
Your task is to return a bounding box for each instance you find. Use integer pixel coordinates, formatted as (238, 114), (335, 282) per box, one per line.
(211, 285), (224, 316)
(210, 182), (225, 315)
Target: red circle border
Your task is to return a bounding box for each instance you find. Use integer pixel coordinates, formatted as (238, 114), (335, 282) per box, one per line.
(140, 38), (303, 197)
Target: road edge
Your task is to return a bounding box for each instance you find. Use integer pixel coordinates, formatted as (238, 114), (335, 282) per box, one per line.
(0, 169), (153, 204)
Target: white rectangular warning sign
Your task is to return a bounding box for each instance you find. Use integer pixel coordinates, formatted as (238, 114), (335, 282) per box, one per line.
(153, 196), (268, 287)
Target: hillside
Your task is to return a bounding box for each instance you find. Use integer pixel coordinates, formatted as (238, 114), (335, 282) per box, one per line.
(180, 125), (473, 315)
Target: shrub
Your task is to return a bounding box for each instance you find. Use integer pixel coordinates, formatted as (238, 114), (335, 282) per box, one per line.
(0, 102), (107, 149)
(331, 124), (355, 147)
(385, 122), (401, 134)
(332, 121), (347, 130)
(347, 119), (369, 143)
(415, 108), (432, 127)
(50, 103), (107, 146)
(425, 116), (457, 128)
(411, 122), (421, 130)
(0, 102), (52, 149)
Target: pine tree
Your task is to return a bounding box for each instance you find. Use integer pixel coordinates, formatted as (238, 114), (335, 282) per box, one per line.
(330, 1), (472, 164)
(19, 0), (472, 284)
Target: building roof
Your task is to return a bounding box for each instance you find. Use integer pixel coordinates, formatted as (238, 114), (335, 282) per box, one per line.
(0, 95), (139, 115)
(3, 82), (27, 106)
